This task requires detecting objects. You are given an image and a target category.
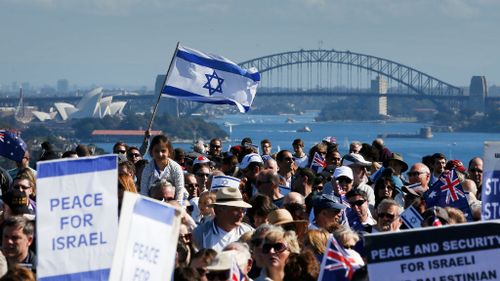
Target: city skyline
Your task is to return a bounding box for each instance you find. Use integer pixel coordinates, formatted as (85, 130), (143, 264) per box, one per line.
(1, 0), (500, 89)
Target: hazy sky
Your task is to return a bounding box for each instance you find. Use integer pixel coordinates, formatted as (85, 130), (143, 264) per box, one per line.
(1, 0), (499, 89)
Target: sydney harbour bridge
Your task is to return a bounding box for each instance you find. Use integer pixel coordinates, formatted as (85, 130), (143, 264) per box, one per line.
(0, 48), (490, 115)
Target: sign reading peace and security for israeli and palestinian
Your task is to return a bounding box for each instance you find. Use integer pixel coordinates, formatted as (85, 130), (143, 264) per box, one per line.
(36, 155), (118, 281)
(109, 192), (181, 281)
(365, 221), (500, 281)
(482, 142), (500, 220)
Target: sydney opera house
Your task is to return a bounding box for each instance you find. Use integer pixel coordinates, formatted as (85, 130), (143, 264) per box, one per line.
(32, 87), (126, 122)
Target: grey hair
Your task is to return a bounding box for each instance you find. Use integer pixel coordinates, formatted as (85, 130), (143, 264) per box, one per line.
(149, 178), (175, 197)
(377, 198), (403, 216)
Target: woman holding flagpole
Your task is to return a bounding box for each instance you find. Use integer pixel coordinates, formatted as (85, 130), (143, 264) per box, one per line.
(140, 134), (185, 202)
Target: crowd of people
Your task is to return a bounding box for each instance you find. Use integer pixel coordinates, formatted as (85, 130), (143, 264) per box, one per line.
(0, 132), (486, 280)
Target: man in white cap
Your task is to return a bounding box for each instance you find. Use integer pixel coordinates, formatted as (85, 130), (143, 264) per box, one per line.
(239, 153), (264, 198)
(341, 153), (375, 208)
(192, 181), (253, 252)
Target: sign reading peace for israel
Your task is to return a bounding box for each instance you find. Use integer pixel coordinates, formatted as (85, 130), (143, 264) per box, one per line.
(36, 155), (118, 280)
(365, 221), (500, 281)
(109, 192), (181, 281)
(482, 142), (500, 220)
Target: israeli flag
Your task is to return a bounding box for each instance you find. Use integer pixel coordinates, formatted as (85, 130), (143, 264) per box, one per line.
(162, 44), (260, 113)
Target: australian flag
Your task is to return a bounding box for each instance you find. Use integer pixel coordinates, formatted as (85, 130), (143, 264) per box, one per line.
(424, 169), (473, 221)
(310, 152), (326, 174)
(0, 130), (27, 162)
(318, 236), (362, 281)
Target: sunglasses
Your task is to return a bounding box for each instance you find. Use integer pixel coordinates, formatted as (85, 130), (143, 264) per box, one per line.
(378, 212), (397, 221)
(206, 270), (230, 281)
(262, 242), (288, 254)
(469, 168), (483, 173)
(179, 233), (192, 241)
(408, 171), (425, 177)
(337, 177), (352, 184)
(128, 153), (141, 158)
(116, 150), (126, 154)
(13, 184), (31, 190)
(349, 199), (366, 207)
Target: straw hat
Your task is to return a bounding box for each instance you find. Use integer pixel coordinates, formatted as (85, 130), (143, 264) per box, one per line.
(267, 209), (308, 236)
(210, 187), (252, 208)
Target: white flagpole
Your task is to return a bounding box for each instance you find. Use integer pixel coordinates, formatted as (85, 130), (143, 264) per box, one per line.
(145, 41), (180, 135)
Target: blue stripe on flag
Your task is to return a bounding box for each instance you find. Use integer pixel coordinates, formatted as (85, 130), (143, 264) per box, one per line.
(161, 86), (250, 112)
(176, 49), (260, 82)
(38, 268), (109, 281)
(37, 155), (117, 179)
(133, 197), (175, 225)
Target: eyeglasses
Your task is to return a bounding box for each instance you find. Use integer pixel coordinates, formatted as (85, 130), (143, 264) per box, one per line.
(13, 184), (31, 190)
(378, 212), (397, 221)
(262, 242), (288, 254)
(408, 171), (425, 177)
(348, 199), (366, 207)
(206, 270), (230, 281)
(196, 173), (210, 178)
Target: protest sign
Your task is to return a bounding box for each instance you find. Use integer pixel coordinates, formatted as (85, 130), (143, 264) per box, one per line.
(36, 155), (118, 280)
(109, 192), (181, 281)
(482, 141), (500, 220)
(365, 221), (500, 281)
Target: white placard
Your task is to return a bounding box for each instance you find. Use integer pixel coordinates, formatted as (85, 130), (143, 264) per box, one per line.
(36, 155), (118, 280)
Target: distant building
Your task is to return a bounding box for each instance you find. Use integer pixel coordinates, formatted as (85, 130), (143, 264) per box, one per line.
(32, 87), (127, 122)
(371, 76), (388, 116)
(469, 76), (488, 113)
(57, 79), (69, 93)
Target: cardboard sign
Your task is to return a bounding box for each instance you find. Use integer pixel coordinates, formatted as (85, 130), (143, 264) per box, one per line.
(365, 221), (500, 281)
(37, 155), (118, 280)
(109, 192), (181, 281)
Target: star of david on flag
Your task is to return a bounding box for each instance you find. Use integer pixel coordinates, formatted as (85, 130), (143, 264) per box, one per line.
(424, 169), (473, 221)
(203, 70), (224, 95)
(161, 44), (260, 113)
(318, 236), (362, 281)
(0, 130), (27, 162)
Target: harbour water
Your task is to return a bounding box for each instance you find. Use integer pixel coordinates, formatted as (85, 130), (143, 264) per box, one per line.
(96, 111), (500, 166)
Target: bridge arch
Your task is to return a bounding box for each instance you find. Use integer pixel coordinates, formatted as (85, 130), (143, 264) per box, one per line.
(239, 49), (463, 97)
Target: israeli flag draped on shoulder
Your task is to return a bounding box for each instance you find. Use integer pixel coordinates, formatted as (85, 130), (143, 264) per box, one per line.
(162, 43), (260, 113)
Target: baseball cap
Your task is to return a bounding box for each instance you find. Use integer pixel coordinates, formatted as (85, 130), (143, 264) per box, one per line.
(333, 166), (353, 180)
(314, 194), (347, 212)
(342, 153), (371, 167)
(239, 153), (263, 169)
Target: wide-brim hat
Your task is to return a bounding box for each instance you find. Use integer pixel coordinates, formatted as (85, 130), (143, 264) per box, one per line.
(385, 153), (408, 172)
(267, 209), (308, 235)
(210, 187), (252, 208)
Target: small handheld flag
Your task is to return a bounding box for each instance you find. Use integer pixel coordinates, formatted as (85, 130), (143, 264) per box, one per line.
(310, 152), (326, 174)
(318, 236), (362, 281)
(0, 130), (27, 162)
